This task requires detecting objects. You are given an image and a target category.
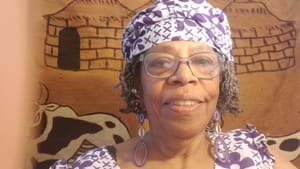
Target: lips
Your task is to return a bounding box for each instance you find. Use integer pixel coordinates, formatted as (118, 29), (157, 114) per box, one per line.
(163, 99), (203, 114)
(169, 100), (199, 106)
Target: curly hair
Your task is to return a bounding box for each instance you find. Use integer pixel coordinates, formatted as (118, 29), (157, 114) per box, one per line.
(119, 54), (242, 115)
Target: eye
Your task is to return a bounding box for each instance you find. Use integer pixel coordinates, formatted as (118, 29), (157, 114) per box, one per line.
(146, 53), (174, 69)
(191, 55), (215, 66)
(149, 58), (172, 68)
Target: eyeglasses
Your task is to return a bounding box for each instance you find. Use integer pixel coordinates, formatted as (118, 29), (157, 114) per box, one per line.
(140, 51), (222, 80)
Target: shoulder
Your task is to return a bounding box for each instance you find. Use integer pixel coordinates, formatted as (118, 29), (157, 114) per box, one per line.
(49, 146), (120, 169)
(210, 124), (275, 169)
(227, 124), (269, 146)
(229, 125), (275, 162)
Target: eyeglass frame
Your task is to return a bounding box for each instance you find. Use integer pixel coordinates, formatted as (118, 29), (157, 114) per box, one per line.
(139, 50), (225, 80)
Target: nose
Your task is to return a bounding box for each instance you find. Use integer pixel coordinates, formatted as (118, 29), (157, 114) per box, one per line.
(167, 62), (198, 85)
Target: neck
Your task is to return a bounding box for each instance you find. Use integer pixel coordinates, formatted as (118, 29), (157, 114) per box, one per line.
(144, 129), (211, 160)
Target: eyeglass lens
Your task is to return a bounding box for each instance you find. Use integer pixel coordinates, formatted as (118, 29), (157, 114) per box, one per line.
(142, 52), (220, 79)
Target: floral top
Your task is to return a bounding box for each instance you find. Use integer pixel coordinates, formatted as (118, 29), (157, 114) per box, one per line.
(50, 125), (274, 169)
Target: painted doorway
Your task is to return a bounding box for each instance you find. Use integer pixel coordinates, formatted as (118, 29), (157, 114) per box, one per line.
(58, 27), (80, 70)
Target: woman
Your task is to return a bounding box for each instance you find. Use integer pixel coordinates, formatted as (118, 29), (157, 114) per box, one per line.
(50, 0), (297, 168)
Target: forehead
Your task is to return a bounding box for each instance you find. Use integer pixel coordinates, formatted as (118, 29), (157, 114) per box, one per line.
(146, 41), (214, 53)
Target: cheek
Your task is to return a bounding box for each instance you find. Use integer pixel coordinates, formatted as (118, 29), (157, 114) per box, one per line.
(201, 77), (220, 105)
(140, 68), (162, 114)
(210, 79), (220, 98)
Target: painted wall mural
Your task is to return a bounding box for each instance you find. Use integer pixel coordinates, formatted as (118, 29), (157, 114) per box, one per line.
(28, 83), (130, 169)
(43, 0), (135, 71)
(225, 0), (296, 74)
(27, 0), (300, 168)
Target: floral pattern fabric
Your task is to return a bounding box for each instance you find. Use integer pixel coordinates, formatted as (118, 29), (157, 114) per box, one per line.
(50, 147), (120, 169)
(50, 125), (274, 169)
(208, 125), (275, 169)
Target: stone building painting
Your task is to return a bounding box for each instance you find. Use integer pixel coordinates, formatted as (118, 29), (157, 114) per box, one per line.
(44, 0), (297, 74)
(224, 0), (297, 74)
(43, 0), (135, 71)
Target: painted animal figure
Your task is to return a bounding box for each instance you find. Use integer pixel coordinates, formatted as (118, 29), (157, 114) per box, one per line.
(27, 103), (130, 169)
(267, 130), (300, 161)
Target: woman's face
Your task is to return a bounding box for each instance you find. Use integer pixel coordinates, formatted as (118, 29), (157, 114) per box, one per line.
(140, 41), (220, 139)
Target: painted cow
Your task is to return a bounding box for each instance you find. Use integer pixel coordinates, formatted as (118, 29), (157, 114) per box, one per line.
(26, 102), (131, 169)
(267, 130), (300, 162)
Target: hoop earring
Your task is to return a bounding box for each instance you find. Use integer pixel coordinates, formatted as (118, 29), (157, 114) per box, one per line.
(213, 110), (229, 163)
(133, 111), (149, 167)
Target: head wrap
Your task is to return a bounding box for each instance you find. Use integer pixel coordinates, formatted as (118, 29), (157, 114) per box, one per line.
(122, 0), (233, 62)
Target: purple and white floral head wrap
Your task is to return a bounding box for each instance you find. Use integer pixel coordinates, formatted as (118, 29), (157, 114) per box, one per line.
(122, 0), (233, 62)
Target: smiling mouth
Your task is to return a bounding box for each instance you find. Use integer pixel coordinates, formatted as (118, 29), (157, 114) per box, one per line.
(168, 100), (199, 106)
(164, 100), (201, 113)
